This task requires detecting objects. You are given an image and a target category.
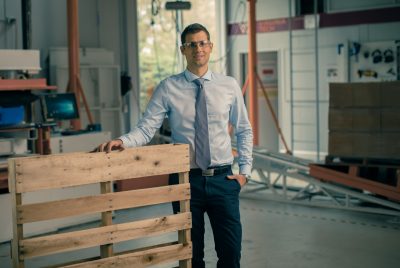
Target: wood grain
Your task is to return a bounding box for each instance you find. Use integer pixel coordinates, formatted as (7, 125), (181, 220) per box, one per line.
(100, 181), (113, 258)
(13, 144), (190, 193)
(178, 172), (191, 268)
(20, 212), (191, 259)
(61, 242), (192, 268)
(17, 184), (190, 223)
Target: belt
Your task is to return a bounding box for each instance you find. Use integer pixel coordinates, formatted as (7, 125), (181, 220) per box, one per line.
(190, 165), (231, 177)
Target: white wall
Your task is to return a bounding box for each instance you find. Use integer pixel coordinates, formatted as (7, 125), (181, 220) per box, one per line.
(0, 0), (22, 49)
(227, 0), (400, 160)
(0, 0), (105, 74)
(31, 0), (100, 73)
(227, 0), (291, 23)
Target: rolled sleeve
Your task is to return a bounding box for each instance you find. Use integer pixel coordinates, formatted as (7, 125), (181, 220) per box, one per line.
(229, 79), (253, 175)
(118, 82), (169, 147)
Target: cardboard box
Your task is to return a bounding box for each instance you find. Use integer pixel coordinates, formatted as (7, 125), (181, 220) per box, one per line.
(329, 83), (354, 107)
(329, 131), (400, 158)
(329, 81), (400, 108)
(381, 81), (400, 107)
(352, 83), (381, 107)
(381, 109), (400, 131)
(329, 108), (380, 131)
(328, 81), (400, 158)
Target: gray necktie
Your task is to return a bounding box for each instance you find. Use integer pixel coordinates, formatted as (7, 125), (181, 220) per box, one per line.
(194, 78), (211, 170)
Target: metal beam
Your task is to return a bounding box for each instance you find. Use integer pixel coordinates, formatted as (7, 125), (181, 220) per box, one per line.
(240, 147), (400, 216)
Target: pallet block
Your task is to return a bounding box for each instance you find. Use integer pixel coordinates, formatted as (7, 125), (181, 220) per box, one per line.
(8, 144), (192, 268)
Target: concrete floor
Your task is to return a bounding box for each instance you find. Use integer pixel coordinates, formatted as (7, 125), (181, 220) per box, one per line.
(1, 189), (400, 268)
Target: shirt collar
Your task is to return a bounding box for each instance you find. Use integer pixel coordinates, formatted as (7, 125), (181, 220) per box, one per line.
(184, 69), (212, 82)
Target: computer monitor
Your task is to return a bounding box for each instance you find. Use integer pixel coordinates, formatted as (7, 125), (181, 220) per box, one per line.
(41, 93), (79, 122)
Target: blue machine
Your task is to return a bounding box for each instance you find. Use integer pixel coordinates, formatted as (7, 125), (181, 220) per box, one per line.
(0, 106), (25, 126)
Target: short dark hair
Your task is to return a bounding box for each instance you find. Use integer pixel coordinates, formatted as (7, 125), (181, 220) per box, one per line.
(181, 23), (210, 45)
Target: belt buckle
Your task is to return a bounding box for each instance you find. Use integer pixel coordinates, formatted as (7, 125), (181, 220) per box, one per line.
(202, 169), (214, 176)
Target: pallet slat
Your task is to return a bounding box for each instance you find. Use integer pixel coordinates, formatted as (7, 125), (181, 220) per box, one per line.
(45, 242), (178, 268)
(20, 212), (192, 259)
(100, 181), (113, 258)
(12, 144), (190, 193)
(9, 160), (22, 267)
(178, 172), (191, 268)
(61, 242), (192, 268)
(18, 184), (190, 223)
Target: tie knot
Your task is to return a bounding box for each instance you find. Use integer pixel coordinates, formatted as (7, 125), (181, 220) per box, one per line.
(194, 78), (205, 88)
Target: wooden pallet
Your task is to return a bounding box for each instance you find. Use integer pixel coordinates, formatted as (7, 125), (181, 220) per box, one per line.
(310, 163), (400, 202)
(8, 144), (192, 268)
(325, 155), (400, 167)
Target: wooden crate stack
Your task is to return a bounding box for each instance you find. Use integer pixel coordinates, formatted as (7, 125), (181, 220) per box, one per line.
(8, 144), (192, 268)
(311, 82), (400, 201)
(328, 81), (400, 159)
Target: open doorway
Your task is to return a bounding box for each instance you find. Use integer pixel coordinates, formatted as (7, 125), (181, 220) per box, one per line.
(241, 51), (279, 151)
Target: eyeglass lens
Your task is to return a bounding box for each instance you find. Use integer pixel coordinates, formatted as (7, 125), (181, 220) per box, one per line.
(184, 40), (211, 48)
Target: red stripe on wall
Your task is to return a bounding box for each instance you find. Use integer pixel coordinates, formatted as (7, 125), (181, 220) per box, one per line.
(228, 7), (400, 35)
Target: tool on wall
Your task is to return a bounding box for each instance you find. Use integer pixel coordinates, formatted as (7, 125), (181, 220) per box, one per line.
(350, 42), (361, 61)
(387, 68), (396, 76)
(371, 49), (382, 64)
(350, 41), (398, 82)
(383, 49), (394, 63)
(357, 69), (378, 78)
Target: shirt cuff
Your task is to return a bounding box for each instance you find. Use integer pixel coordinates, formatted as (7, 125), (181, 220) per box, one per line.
(118, 136), (133, 147)
(239, 164), (252, 176)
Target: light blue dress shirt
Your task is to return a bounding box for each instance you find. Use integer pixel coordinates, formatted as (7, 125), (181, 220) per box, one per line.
(119, 69), (253, 175)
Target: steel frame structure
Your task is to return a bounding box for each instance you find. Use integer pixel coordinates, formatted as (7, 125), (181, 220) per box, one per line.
(240, 147), (400, 216)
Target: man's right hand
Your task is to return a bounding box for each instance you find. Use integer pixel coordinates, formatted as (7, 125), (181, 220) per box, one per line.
(93, 139), (124, 153)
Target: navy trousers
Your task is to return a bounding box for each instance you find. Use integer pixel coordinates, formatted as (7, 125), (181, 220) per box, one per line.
(170, 167), (242, 268)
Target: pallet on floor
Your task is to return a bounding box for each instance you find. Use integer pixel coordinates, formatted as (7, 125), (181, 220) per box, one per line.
(8, 144), (192, 268)
(325, 155), (400, 167)
(309, 161), (400, 202)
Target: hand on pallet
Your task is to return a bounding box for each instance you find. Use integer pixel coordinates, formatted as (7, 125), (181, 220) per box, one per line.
(92, 139), (125, 153)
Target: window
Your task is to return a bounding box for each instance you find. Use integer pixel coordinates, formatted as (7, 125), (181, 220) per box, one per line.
(296, 0), (324, 16)
(137, 0), (223, 113)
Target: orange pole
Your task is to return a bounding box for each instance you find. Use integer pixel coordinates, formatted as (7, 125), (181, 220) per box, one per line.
(67, 0), (81, 130)
(77, 79), (94, 124)
(241, 75), (249, 95)
(247, 0), (259, 145)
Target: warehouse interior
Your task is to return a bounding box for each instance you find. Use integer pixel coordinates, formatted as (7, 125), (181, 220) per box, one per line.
(0, 0), (400, 267)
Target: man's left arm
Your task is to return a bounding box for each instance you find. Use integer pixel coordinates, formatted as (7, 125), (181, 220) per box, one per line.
(227, 79), (254, 187)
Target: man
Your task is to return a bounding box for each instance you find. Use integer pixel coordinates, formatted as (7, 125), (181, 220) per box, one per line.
(95, 23), (253, 268)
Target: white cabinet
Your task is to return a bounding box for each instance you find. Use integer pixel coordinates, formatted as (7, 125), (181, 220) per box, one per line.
(50, 131), (111, 153)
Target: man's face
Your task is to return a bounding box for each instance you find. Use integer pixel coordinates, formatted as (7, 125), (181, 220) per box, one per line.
(180, 31), (213, 70)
